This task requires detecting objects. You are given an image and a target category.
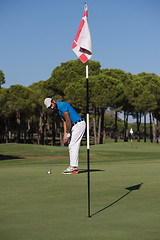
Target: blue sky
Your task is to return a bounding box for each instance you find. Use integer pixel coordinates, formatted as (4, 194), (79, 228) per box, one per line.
(1, 0), (160, 90)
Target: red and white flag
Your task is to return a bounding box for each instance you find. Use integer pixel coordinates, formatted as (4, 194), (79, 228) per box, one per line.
(72, 3), (92, 64)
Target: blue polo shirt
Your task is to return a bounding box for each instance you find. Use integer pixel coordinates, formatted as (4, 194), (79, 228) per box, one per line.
(57, 101), (82, 124)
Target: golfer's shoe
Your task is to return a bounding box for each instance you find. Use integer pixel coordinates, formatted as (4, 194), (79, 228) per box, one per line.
(62, 166), (78, 175)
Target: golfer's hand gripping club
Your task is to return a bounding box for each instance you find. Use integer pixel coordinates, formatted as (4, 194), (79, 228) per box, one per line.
(64, 132), (70, 144)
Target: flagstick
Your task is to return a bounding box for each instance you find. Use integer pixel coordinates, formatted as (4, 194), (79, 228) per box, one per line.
(86, 61), (91, 218)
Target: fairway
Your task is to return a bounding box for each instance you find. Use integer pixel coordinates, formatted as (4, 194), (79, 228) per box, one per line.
(0, 141), (160, 240)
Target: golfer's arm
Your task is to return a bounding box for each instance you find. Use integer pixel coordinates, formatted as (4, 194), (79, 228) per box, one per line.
(62, 119), (67, 136)
(63, 111), (72, 134)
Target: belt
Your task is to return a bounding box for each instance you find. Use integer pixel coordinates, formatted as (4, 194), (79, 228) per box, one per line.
(72, 119), (84, 127)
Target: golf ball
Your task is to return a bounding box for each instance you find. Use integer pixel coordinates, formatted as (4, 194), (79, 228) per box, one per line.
(47, 171), (51, 174)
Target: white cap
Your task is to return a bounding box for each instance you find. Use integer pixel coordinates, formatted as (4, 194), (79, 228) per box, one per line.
(44, 98), (52, 108)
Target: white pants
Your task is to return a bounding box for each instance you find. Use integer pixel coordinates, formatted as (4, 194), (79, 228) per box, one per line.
(69, 120), (86, 167)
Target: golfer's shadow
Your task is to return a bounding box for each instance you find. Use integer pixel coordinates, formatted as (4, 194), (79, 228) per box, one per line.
(0, 154), (24, 161)
(78, 169), (105, 174)
(91, 183), (143, 217)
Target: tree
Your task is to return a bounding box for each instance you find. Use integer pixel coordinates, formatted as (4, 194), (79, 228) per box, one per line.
(1, 59), (160, 145)
(136, 73), (160, 143)
(6, 85), (31, 142)
(0, 70), (5, 88)
(88, 72), (124, 144)
(50, 59), (101, 97)
(127, 74), (156, 142)
(0, 88), (9, 142)
(102, 69), (126, 142)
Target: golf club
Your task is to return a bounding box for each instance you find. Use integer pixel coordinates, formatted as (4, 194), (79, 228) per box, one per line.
(46, 144), (64, 174)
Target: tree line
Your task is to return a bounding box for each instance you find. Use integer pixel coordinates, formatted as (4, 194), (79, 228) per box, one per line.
(0, 60), (160, 145)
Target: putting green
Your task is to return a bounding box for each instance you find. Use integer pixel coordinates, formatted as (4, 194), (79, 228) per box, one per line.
(0, 141), (160, 240)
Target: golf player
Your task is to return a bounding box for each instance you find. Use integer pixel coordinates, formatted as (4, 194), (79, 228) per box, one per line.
(44, 98), (86, 174)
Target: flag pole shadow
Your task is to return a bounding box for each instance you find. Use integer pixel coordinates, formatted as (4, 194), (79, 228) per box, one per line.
(91, 183), (143, 217)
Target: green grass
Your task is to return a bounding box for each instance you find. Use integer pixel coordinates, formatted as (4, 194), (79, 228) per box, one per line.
(0, 141), (160, 240)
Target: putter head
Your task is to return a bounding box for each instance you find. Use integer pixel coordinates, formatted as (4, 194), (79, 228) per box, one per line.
(46, 171), (51, 174)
